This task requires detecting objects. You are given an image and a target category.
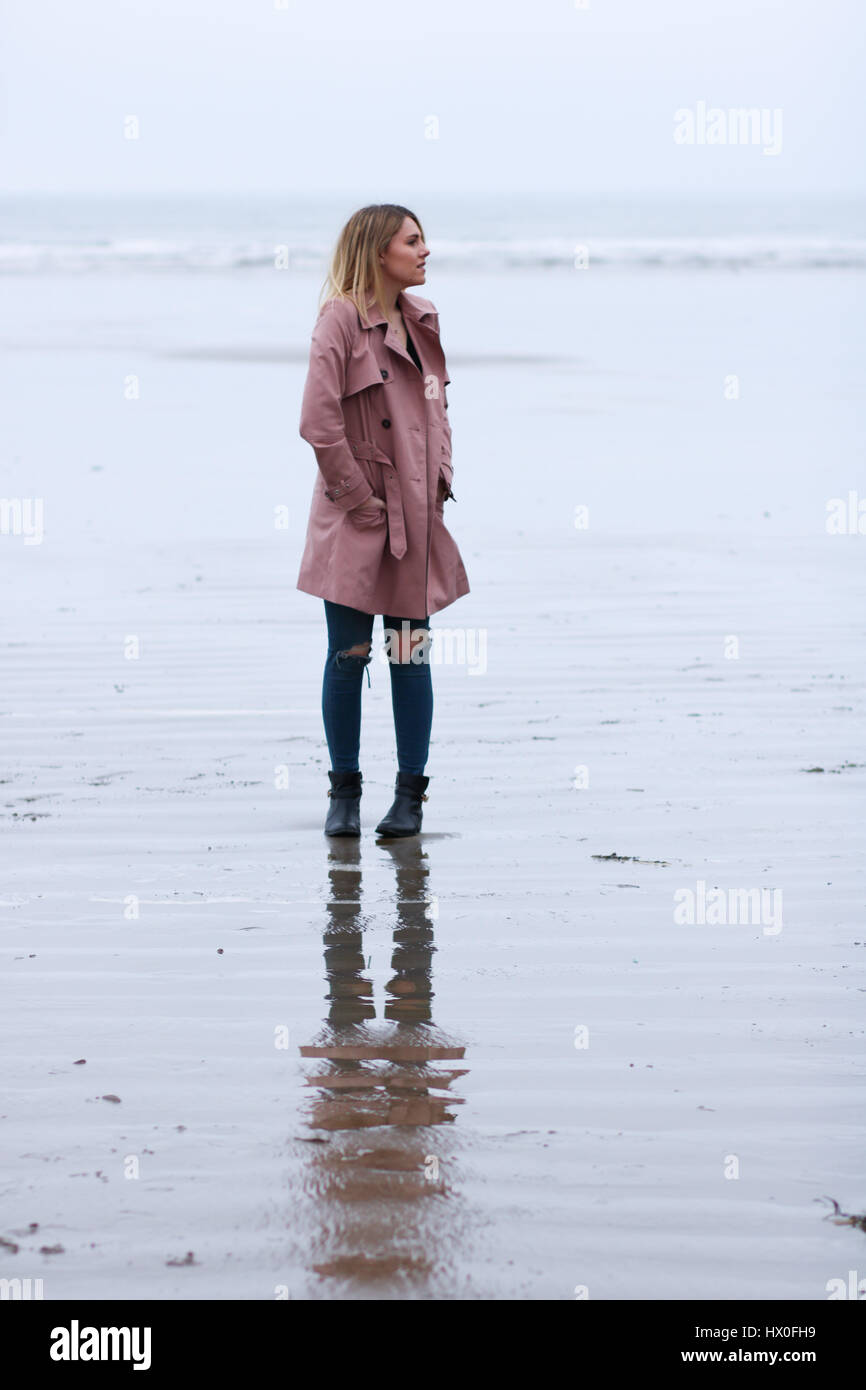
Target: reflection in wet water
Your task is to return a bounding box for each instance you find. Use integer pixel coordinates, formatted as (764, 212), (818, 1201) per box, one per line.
(298, 837), (469, 1289)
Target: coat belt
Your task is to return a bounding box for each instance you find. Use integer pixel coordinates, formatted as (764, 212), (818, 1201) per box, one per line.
(347, 438), (407, 560)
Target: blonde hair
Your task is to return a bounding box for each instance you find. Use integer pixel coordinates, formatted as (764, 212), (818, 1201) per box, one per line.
(319, 204), (425, 326)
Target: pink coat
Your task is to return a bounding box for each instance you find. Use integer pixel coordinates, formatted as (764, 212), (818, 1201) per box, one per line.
(296, 290), (470, 618)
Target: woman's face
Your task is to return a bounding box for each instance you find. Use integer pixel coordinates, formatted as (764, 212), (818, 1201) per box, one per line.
(379, 217), (429, 289)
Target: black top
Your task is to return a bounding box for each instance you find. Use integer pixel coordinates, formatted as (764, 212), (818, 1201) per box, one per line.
(404, 326), (422, 373)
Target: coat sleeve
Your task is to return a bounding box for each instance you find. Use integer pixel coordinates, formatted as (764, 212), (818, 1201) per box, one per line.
(298, 301), (374, 512)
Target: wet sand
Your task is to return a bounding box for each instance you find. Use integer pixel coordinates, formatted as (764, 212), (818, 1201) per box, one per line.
(1, 268), (864, 1299)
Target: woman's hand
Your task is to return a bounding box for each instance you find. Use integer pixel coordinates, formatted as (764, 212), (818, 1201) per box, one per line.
(352, 495), (386, 513)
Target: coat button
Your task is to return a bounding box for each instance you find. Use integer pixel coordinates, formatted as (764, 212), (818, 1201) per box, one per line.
(381, 418), (391, 428)
(381, 369), (388, 378)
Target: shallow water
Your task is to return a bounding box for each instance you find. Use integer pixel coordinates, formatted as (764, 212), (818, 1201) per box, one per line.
(1, 267), (864, 1299)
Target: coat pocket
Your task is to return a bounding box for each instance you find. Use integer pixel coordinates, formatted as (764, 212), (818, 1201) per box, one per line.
(343, 438), (388, 526)
(348, 499), (387, 527)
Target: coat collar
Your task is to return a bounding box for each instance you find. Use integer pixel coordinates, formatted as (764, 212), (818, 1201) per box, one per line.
(357, 289), (436, 331)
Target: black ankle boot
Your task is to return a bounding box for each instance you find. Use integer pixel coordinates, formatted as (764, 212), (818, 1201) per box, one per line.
(325, 770), (362, 837)
(375, 772), (429, 838)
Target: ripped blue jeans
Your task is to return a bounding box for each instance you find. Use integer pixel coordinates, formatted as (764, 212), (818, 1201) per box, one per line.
(322, 600), (433, 776)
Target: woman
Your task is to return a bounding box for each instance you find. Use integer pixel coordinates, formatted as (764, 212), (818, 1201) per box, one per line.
(297, 204), (470, 839)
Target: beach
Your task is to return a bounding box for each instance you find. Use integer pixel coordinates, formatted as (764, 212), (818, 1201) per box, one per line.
(1, 235), (865, 1299)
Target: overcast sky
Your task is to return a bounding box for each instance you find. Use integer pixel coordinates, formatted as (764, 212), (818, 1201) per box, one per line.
(0, 0), (862, 196)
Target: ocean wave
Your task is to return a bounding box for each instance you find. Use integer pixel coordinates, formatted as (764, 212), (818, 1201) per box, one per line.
(0, 235), (864, 273)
